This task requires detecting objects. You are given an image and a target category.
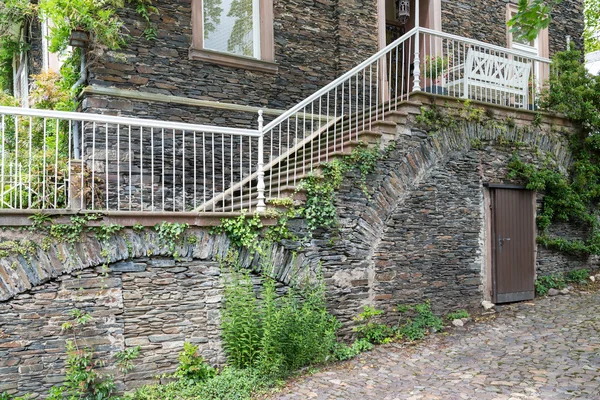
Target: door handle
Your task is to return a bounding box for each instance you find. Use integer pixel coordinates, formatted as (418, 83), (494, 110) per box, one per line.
(499, 237), (511, 248)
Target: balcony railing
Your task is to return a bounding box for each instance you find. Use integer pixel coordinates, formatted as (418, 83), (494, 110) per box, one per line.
(0, 28), (551, 214)
(0, 107), (262, 213)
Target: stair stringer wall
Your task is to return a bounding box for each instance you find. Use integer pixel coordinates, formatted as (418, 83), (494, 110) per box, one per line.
(301, 118), (594, 336)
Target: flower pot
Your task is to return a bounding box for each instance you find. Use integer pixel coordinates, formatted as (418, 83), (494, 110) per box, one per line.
(424, 85), (448, 95)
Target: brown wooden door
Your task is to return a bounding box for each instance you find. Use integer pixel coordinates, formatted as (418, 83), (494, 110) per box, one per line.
(491, 187), (535, 303)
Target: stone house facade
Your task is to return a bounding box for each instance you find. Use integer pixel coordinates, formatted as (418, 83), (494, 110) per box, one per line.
(16, 0), (584, 125)
(0, 1), (596, 397)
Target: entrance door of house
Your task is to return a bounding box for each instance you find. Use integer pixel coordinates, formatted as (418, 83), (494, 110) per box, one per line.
(490, 186), (536, 303)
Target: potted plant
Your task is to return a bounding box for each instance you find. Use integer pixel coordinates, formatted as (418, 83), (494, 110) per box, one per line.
(423, 55), (449, 95)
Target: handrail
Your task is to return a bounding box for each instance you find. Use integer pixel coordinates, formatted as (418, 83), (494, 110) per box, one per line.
(263, 27), (419, 132)
(419, 27), (551, 64)
(0, 106), (261, 137)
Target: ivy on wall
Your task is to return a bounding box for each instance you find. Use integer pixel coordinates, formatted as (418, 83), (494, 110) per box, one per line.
(508, 48), (600, 256)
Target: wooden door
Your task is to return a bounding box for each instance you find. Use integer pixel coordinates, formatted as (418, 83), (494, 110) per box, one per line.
(491, 186), (535, 303)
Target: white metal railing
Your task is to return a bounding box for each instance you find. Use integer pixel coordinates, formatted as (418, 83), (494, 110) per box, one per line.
(0, 27), (551, 214)
(260, 27), (550, 201)
(261, 28), (419, 200)
(418, 28), (550, 110)
(0, 106), (261, 213)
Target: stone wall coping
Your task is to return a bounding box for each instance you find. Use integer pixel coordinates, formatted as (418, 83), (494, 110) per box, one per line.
(408, 92), (578, 129)
(81, 86), (332, 122)
(0, 210), (278, 227)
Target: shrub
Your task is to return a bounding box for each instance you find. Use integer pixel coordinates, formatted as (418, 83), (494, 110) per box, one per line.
(196, 367), (266, 400)
(220, 255), (339, 379)
(352, 305), (393, 344)
(396, 302), (443, 341)
(332, 338), (374, 361)
(565, 269), (590, 284)
(173, 343), (216, 385)
(535, 274), (566, 296)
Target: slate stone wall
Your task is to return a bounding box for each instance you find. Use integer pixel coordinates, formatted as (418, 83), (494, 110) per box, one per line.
(82, 0), (378, 125)
(441, 0), (584, 55)
(1, 100), (597, 396)
(0, 228), (301, 396)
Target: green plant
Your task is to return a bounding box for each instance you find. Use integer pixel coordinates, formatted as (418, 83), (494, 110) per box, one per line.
(220, 253), (339, 379)
(94, 223), (124, 243)
(132, 223), (145, 232)
(220, 261), (262, 369)
(115, 345), (141, 374)
(332, 338), (374, 361)
(57, 309), (116, 399)
(446, 309), (470, 321)
(565, 268), (590, 284)
(396, 301), (443, 341)
(423, 55), (449, 80)
(155, 222), (189, 257)
(535, 274), (567, 296)
(353, 306), (393, 345)
(173, 342), (216, 385)
(506, 49), (600, 258)
(211, 212), (263, 250)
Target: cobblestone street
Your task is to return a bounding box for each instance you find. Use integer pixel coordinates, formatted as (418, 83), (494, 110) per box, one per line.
(272, 290), (600, 400)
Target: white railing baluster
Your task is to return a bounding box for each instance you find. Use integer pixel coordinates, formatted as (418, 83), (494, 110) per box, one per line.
(256, 110), (266, 213)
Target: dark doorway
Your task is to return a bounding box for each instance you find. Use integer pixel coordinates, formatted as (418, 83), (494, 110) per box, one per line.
(490, 186), (536, 303)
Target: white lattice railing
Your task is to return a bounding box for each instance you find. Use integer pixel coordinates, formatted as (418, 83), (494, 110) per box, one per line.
(0, 27), (551, 214)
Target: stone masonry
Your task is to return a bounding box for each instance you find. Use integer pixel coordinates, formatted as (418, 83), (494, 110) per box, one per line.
(441, 0), (584, 55)
(1, 101), (598, 396)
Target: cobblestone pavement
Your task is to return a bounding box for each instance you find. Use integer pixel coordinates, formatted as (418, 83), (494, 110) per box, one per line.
(271, 290), (600, 400)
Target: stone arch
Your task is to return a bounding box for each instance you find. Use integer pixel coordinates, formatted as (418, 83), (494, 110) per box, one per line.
(325, 117), (575, 325)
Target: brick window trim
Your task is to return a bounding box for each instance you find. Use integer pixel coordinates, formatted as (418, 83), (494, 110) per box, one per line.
(190, 0), (277, 73)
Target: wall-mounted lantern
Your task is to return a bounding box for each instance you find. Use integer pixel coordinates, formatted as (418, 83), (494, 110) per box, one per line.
(69, 29), (90, 48)
(397, 0), (410, 25)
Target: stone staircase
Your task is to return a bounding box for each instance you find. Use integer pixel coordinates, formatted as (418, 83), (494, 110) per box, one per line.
(199, 100), (423, 213)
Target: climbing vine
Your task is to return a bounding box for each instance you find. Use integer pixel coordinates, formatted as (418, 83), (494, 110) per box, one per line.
(508, 48), (600, 256)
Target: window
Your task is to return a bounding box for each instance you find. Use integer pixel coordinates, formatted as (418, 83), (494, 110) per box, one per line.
(506, 4), (548, 59)
(191, 0), (276, 73)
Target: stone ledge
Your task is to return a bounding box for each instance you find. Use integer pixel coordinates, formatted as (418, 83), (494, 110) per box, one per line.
(0, 210), (277, 227)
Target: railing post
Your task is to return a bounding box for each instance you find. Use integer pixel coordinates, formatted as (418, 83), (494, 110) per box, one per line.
(412, 1), (421, 92)
(256, 110), (266, 213)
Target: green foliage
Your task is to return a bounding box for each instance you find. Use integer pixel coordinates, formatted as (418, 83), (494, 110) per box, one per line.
(220, 264), (262, 369)
(300, 143), (382, 231)
(194, 367), (265, 400)
(220, 254), (339, 379)
(115, 345), (140, 374)
(446, 309), (470, 321)
(56, 309), (117, 399)
(128, 367), (265, 400)
(173, 343), (217, 385)
(0, 1), (156, 100)
(508, 48), (600, 257)
(62, 341), (116, 399)
(535, 274), (567, 296)
(584, 0), (600, 52)
(565, 268), (591, 284)
(396, 301), (443, 341)
(352, 306), (393, 345)
(507, 0), (559, 42)
(212, 212), (262, 250)
(155, 222), (189, 257)
(332, 338), (374, 361)
(423, 55), (449, 79)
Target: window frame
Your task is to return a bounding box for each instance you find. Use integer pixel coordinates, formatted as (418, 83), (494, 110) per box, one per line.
(190, 0), (277, 73)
